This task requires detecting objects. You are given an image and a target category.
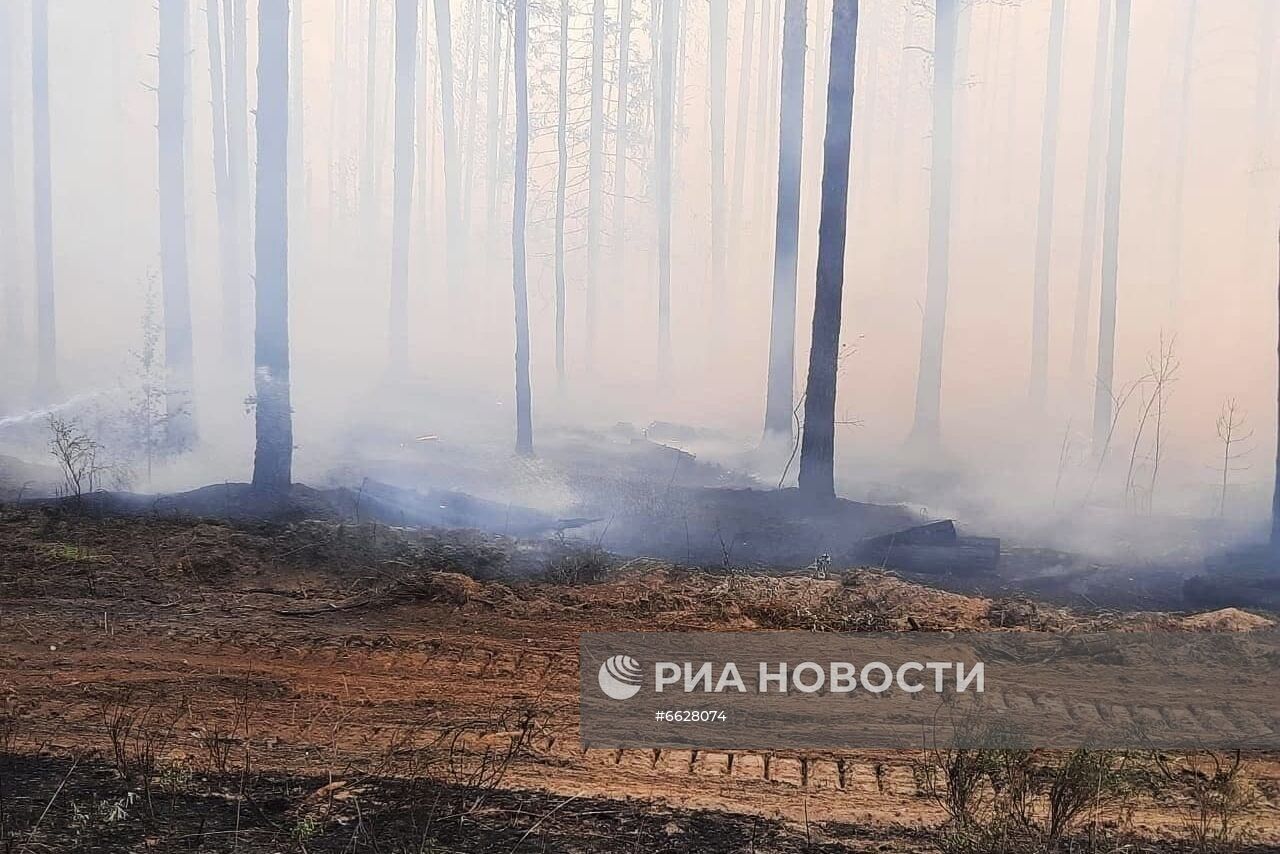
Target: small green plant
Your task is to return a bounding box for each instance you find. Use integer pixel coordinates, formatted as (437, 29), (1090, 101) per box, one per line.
(291, 814), (322, 845)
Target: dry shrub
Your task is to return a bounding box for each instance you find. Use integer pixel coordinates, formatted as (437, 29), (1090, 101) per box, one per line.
(917, 746), (1132, 854)
(1155, 751), (1260, 852)
(540, 539), (616, 585)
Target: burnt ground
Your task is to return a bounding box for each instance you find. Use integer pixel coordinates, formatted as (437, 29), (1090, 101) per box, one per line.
(1, 506), (1279, 853)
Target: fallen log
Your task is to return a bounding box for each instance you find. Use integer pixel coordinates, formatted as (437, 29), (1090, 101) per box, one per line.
(851, 521), (999, 575)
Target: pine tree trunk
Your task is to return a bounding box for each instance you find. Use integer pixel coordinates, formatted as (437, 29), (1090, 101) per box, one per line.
(329, 0), (348, 232)
(1029, 0), (1066, 411)
(252, 0), (294, 492)
(555, 0), (568, 386)
(225, 0), (250, 365)
(1249, 2), (1275, 271)
(909, 0), (958, 448)
(207, 0), (239, 373)
(389, 0), (417, 370)
(753, 0), (774, 230)
(33, 0), (56, 396)
(587, 0), (605, 364)
(1167, 0), (1197, 309)
(1092, 0), (1132, 450)
(1271, 217), (1280, 548)
(459, 0), (482, 239)
(0, 3), (20, 369)
(290, 0), (307, 226)
(512, 0), (533, 456)
(1070, 0), (1112, 381)
(763, 0), (807, 442)
(433, 0), (460, 295)
(485, 3), (501, 252)
(656, 0), (676, 378)
(887, 5), (913, 255)
(798, 0), (858, 501)
(160, 0), (196, 441)
(615, 0), (631, 267)
(731, 0), (756, 238)
(364, 0), (380, 223)
(709, 0), (727, 306)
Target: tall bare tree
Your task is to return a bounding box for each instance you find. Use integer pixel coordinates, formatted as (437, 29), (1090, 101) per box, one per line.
(511, 0), (533, 455)
(587, 0), (606, 364)
(555, 0), (568, 385)
(252, 0), (294, 492)
(730, 0), (756, 240)
(363, 0), (381, 222)
(434, 0), (461, 296)
(159, 0), (196, 440)
(709, 0), (727, 307)
(615, 0), (632, 268)
(909, 0), (959, 447)
(33, 0), (56, 396)
(1092, 0), (1133, 449)
(225, 0), (250, 363)
(656, 0), (677, 377)
(1029, 0), (1066, 411)
(1070, 0), (1112, 381)
(798, 0), (858, 500)
(1271, 218), (1280, 548)
(763, 0), (807, 442)
(0, 3), (18, 372)
(390, 0), (418, 370)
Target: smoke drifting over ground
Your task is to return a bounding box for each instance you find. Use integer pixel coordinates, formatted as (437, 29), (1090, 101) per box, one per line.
(0, 0), (1277, 577)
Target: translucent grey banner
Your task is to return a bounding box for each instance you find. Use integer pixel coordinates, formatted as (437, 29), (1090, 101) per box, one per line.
(579, 632), (1280, 749)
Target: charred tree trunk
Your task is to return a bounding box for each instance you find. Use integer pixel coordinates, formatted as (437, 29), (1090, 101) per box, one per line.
(909, 0), (958, 448)
(433, 0), (460, 296)
(389, 0), (417, 370)
(709, 0), (727, 306)
(615, 0), (631, 267)
(798, 0), (858, 501)
(587, 0), (605, 365)
(160, 0), (196, 441)
(252, 0), (293, 492)
(1070, 0), (1112, 381)
(555, 0), (568, 386)
(33, 0), (56, 396)
(656, 0), (676, 378)
(512, 0), (533, 456)
(1092, 0), (1132, 450)
(1029, 0), (1066, 411)
(763, 0), (807, 442)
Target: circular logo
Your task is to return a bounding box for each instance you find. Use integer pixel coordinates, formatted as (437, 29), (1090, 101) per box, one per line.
(597, 654), (642, 700)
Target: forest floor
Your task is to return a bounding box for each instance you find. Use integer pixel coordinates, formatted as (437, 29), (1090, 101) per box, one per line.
(1, 506), (1279, 853)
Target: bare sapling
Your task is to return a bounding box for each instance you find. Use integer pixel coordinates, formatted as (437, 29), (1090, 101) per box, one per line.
(1214, 398), (1253, 517)
(47, 416), (112, 501)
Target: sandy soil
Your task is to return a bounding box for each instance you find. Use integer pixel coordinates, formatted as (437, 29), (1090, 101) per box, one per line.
(1, 507), (1278, 852)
